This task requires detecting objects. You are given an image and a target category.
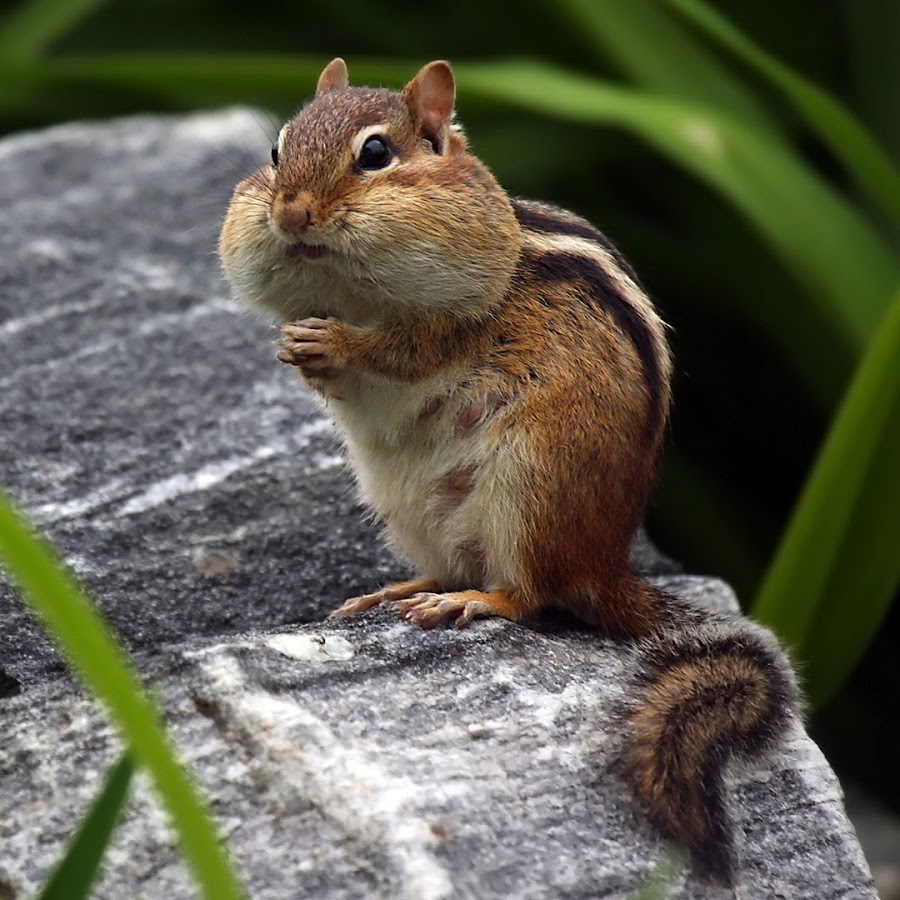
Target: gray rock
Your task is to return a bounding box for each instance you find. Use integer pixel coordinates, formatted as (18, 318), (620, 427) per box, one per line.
(844, 784), (900, 900)
(0, 111), (876, 899)
(0, 110), (411, 689)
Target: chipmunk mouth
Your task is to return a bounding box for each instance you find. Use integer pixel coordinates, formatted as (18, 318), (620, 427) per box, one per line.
(286, 243), (331, 260)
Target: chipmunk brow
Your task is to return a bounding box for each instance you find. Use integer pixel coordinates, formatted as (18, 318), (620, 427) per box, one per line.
(350, 124), (391, 158)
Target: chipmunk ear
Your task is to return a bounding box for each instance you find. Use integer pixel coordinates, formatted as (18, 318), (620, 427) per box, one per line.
(403, 60), (456, 153)
(316, 58), (349, 95)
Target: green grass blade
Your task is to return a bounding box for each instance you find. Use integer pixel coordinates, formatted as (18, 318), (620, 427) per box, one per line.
(0, 54), (415, 121)
(662, 0), (900, 232)
(753, 284), (900, 704)
(37, 752), (134, 900)
(457, 60), (898, 350)
(0, 492), (244, 900)
(0, 0), (110, 60)
(629, 852), (682, 899)
(551, 0), (776, 134)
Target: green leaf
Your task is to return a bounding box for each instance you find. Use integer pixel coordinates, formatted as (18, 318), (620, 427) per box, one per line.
(753, 283), (900, 704)
(0, 492), (245, 900)
(551, 0), (776, 134)
(37, 752), (134, 900)
(0, 54), (415, 119)
(629, 852), (682, 899)
(457, 60), (898, 355)
(0, 0), (111, 60)
(662, 0), (900, 232)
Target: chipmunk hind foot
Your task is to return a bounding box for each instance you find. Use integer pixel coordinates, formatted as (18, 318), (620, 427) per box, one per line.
(330, 577), (441, 618)
(396, 586), (527, 629)
(332, 580), (531, 629)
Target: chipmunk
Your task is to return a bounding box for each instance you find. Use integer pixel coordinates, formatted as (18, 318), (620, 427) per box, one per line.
(219, 58), (799, 886)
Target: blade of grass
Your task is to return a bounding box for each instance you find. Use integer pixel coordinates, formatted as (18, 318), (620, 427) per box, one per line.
(551, 0), (777, 135)
(0, 492), (244, 900)
(0, 54), (416, 123)
(458, 60), (898, 351)
(38, 752), (134, 900)
(662, 0), (900, 232)
(753, 284), (900, 704)
(0, 0), (111, 61)
(610, 204), (856, 408)
(629, 852), (682, 899)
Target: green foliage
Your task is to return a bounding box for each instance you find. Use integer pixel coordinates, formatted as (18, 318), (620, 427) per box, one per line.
(0, 491), (245, 900)
(754, 287), (900, 705)
(0, 0), (110, 60)
(1, 0), (899, 847)
(629, 852), (682, 899)
(460, 60), (897, 389)
(662, 0), (900, 229)
(37, 753), (134, 900)
(552, 0), (778, 133)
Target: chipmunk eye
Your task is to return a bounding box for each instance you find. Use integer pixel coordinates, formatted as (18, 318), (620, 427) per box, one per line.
(358, 136), (392, 171)
(271, 142), (279, 167)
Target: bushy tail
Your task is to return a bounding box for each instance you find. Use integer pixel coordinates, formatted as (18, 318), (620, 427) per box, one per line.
(622, 587), (800, 885)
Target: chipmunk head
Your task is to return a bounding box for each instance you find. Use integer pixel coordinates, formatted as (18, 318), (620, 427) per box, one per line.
(219, 58), (522, 323)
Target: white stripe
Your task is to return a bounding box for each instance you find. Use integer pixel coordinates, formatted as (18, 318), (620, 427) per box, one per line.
(522, 230), (656, 323)
(522, 229), (672, 384)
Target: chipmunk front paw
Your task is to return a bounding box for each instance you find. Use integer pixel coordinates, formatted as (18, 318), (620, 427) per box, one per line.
(277, 318), (348, 380)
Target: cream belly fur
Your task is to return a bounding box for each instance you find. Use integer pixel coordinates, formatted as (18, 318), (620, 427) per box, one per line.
(220, 194), (524, 589)
(325, 371), (524, 591)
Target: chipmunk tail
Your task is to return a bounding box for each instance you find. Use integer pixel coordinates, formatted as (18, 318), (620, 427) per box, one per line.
(623, 595), (799, 885)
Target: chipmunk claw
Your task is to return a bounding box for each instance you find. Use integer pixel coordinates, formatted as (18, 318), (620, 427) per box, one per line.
(277, 317), (346, 379)
(330, 590), (389, 619)
(329, 578), (443, 620)
(396, 592), (493, 629)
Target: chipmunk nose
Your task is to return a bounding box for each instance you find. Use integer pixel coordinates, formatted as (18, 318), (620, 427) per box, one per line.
(271, 192), (314, 237)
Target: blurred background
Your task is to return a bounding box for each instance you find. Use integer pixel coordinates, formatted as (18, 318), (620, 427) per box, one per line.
(1, 0), (898, 881)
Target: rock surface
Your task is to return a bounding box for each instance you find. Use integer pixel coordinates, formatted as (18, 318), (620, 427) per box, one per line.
(0, 111), (877, 899)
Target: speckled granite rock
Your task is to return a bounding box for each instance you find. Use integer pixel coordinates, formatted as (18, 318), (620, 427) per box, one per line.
(0, 111), (876, 899)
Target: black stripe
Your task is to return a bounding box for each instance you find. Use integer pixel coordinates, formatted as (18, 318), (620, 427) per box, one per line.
(519, 246), (665, 430)
(512, 198), (642, 286)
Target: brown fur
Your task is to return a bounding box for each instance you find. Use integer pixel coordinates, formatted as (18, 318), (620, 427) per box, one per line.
(622, 611), (798, 883)
(316, 57), (349, 95)
(219, 58), (799, 888)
